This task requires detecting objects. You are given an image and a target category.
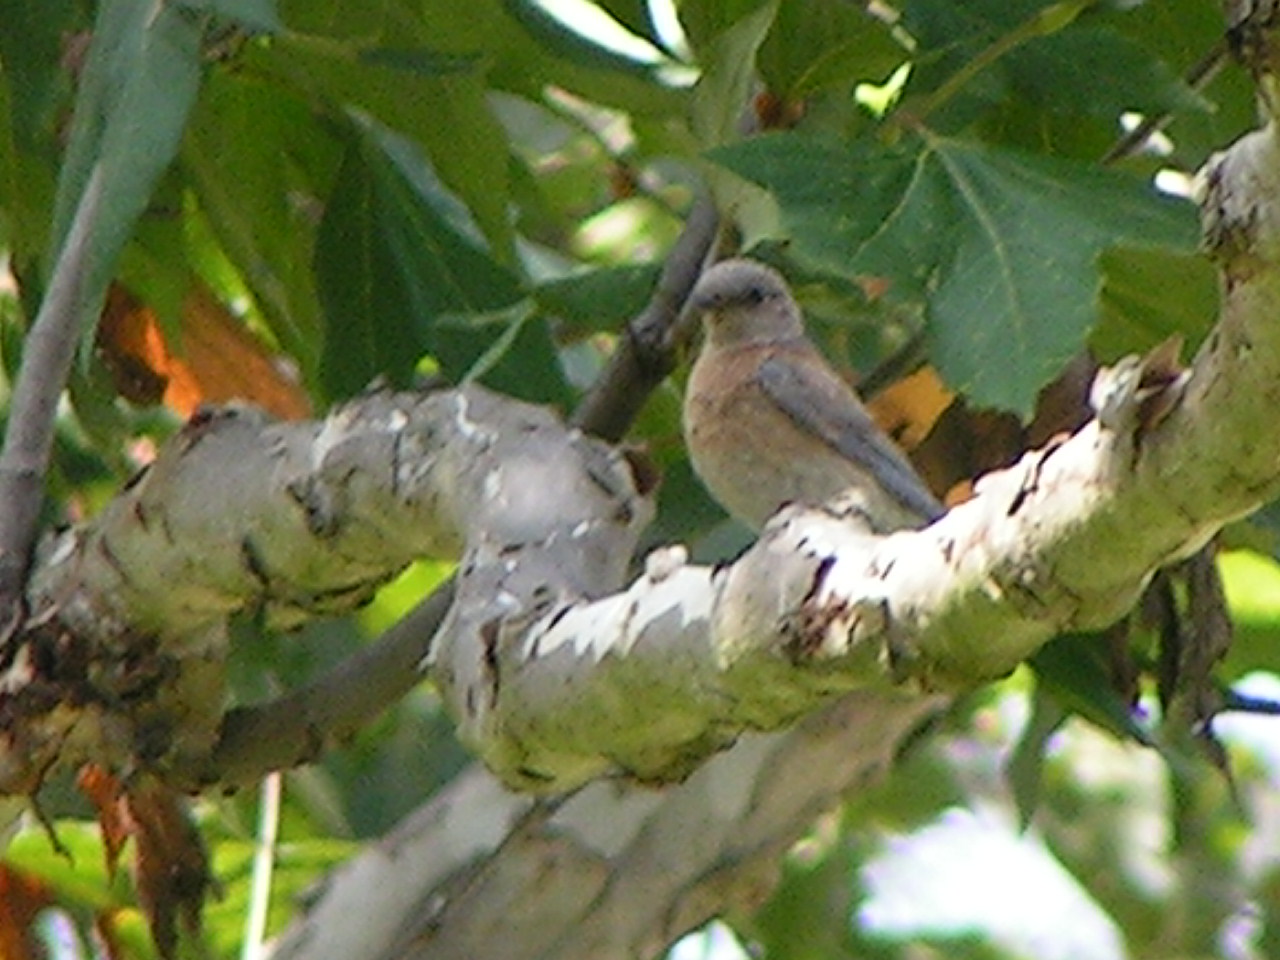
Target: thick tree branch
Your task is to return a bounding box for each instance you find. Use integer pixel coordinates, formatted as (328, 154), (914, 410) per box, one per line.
(2, 388), (652, 795)
(185, 195), (724, 789)
(269, 689), (944, 960)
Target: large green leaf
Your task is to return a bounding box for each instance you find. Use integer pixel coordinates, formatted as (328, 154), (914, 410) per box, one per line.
(276, 0), (683, 115)
(261, 0), (687, 263)
(313, 118), (524, 399)
(534, 263), (662, 336)
(0, 0), (76, 153)
(900, 0), (1074, 116)
(1093, 247), (1217, 362)
(1007, 26), (1209, 119)
(712, 132), (1199, 414)
(901, 1), (1205, 133)
(691, 0), (779, 146)
(903, 0), (1060, 39)
(49, 0), (207, 345)
(501, 0), (667, 80)
(314, 149), (434, 397)
(184, 71), (337, 371)
(756, 0), (907, 98)
(268, 35), (517, 261)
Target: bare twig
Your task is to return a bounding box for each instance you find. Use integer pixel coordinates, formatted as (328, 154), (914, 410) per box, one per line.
(1101, 41), (1229, 165)
(177, 580), (456, 790)
(571, 194), (720, 442)
(0, 166), (105, 626)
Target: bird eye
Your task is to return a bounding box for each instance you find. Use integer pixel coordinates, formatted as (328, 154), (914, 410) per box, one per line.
(745, 285), (765, 305)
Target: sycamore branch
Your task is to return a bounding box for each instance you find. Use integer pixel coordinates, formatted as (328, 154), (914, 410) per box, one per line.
(1, 388), (652, 795)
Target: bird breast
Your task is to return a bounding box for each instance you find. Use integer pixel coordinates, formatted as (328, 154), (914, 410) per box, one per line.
(683, 342), (881, 530)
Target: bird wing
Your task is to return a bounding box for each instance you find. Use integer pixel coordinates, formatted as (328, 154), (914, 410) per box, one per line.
(756, 352), (945, 523)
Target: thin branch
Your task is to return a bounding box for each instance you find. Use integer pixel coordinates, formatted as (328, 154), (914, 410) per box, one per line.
(1101, 41), (1229, 165)
(242, 770), (281, 960)
(571, 193), (720, 442)
(176, 577), (456, 790)
(0, 165), (105, 624)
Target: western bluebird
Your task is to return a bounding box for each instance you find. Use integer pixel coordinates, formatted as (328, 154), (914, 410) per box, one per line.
(682, 258), (944, 533)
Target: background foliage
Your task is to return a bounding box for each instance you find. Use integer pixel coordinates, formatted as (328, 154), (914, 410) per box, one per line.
(2, 0), (1280, 958)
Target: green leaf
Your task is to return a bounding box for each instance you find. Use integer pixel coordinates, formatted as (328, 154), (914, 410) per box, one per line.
(594, 0), (663, 48)
(269, 0), (682, 133)
(262, 0), (691, 263)
(904, 0), (1060, 41)
(435, 302), (574, 407)
(0, 30), (62, 266)
(901, 2), (1205, 133)
(1007, 26), (1210, 119)
(313, 118), (523, 399)
(751, 829), (862, 960)
(678, 0), (772, 52)
(1103, 0), (1256, 169)
(1005, 686), (1067, 828)
(0, 0), (77, 152)
(648, 454), (746, 560)
(183, 71), (335, 371)
(900, 0), (1064, 110)
(691, 0), (779, 146)
(533, 263), (661, 336)
(712, 132), (1199, 414)
(501, 0), (667, 80)
(757, 0), (906, 98)
(50, 0), (205, 346)
(313, 150), (429, 397)
(268, 33), (516, 260)
(1029, 633), (1151, 745)
(357, 47), (483, 74)
(1093, 247), (1217, 362)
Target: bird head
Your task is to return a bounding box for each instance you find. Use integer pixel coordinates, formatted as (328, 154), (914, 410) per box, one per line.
(689, 259), (805, 347)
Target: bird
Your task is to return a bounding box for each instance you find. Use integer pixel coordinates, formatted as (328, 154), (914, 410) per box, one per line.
(681, 258), (945, 534)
